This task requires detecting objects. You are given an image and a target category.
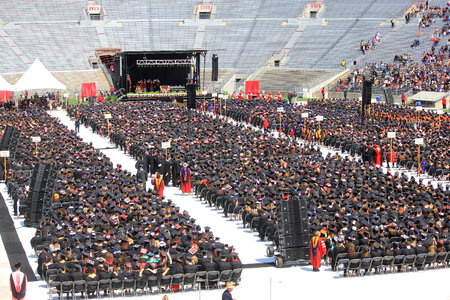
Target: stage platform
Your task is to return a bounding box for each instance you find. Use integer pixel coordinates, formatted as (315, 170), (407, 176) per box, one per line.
(122, 92), (210, 103)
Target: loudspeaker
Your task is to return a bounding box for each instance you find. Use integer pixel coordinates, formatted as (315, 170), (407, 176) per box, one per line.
(277, 199), (307, 212)
(211, 54), (218, 82)
(0, 126), (14, 150)
(362, 80), (373, 105)
(280, 247), (310, 261)
(280, 220), (309, 235)
(186, 84), (196, 109)
(279, 234), (310, 248)
(25, 164), (51, 226)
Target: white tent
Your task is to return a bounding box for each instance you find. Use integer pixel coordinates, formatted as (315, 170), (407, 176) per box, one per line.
(0, 74), (14, 91)
(14, 58), (66, 91)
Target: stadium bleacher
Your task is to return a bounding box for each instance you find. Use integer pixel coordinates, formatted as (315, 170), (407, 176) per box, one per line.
(2, 0), (448, 75)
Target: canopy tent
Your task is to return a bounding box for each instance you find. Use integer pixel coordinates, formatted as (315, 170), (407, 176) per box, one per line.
(0, 74), (14, 91)
(14, 58), (66, 91)
(408, 91), (449, 108)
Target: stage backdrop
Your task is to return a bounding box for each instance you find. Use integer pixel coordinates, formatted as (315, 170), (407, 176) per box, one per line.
(0, 91), (12, 102)
(82, 82), (96, 97)
(245, 81), (260, 95)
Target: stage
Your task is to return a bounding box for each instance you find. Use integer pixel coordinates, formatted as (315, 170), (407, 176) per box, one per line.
(111, 50), (205, 101)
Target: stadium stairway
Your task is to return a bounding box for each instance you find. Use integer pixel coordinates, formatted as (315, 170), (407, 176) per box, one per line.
(249, 68), (341, 93)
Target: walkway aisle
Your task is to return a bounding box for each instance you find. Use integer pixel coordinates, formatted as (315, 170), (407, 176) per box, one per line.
(48, 110), (274, 265)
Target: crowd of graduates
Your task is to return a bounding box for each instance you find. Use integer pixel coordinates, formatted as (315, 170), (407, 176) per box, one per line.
(0, 106), (241, 296)
(0, 84), (449, 290)
(71, 98), (449, 271)
(203, 98), (449, 178)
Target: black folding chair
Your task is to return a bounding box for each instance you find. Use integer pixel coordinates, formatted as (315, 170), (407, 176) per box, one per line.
(359, 258), (372, 276)
(402, 254), (416, 272)
(146, 275), (159, 294)
(47, 277), (60, 300)
(122, 278), (136, 296)
(218, 270), (232, 288)
(424, 252), (436, 270)
(195, 271), (207, 291)
(415, 253), (426, 270)
(370, 257), (383, 274)
(135, 277), (147, 295)
(159, 275), (172, 293)
(182, 273), (196, 291)
(435, 252), (447, 268)
(109, 278), (122, 297)
(206, 271), (220, 289)
(393, 255), (405, 272)
(171, 274), (184, 292)
(347, 259), (361, 277)
(335, 258), (349, 276)
(381, 256), (394, 273)
(98, 279), (111, 298)
(230, 268), (242, 285)
(60, 281), (74, 300)
(73, 280), (87, 299)
(86, 280), (99, 298)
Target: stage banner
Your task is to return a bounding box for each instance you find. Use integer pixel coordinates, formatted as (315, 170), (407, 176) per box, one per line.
(82, 82), (96, 98)
(245, 81), (260, 95)
(0, 90), (12, 102)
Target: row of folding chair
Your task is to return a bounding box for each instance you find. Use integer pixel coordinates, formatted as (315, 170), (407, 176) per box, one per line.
(335, 251), (449, 277)
(196, 185), (243, 220)
(48, 269), (242, 299)
(396, 159), (448, 179)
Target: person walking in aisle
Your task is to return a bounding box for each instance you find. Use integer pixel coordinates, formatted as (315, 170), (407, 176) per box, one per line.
(10, 262), (27, 300)
(222, 282), (236, 300)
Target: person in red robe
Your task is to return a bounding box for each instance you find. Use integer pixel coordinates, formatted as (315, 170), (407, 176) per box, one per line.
(388, 149), (397, 168)
(263, 118), (269, 130)
(373, 144), (382, 167)
(267, 92), (273, 100)
(151, 172), (164, 199)
(232, 92), (237, 100)
(126, 74), (132, 92)
(310, 231), (327, 271)
(276, 92), (282, 100)
(247, 91), (253, 99)
(10, 262), (27, 300)
(238, 92), (243, 100)
(180, 163), (192, 195)
(257, 91), (262, 100)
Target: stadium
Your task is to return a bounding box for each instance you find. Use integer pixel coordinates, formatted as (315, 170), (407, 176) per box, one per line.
(0, 0), (449, 300)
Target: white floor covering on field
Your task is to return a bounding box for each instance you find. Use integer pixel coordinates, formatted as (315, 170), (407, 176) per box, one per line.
(0, 108), (448, 300)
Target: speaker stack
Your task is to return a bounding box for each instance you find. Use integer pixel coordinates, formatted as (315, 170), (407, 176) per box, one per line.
(0, 126), (14, 151)
(211, 54), (218, 82)
(362, 80), (373, 106)
(25, 163), (51, 227)
(186, 84), (197, 109)
(276, 198), (310, 262)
